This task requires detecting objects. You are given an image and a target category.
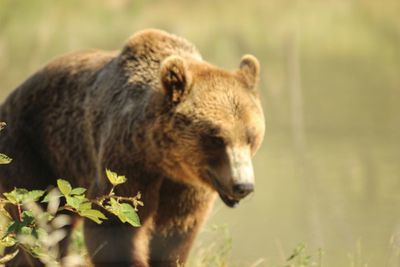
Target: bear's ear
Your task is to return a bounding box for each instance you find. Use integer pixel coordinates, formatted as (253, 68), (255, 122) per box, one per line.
(160, 55), (192, 105)
(238, 54), (260, 90)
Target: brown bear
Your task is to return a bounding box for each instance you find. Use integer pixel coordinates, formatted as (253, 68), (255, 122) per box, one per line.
(0, 29), (265, 267)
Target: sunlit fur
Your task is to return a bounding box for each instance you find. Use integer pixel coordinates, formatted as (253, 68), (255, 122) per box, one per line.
(0, 29), (264, 267)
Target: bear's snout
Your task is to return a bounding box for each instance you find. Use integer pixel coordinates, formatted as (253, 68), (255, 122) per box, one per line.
(227, 145), (255, 187)
(205, 145), (256, 207)
(232, 183), (254, 199)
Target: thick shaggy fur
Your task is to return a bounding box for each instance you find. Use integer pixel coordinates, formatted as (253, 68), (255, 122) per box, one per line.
(0, 29), (265, 267)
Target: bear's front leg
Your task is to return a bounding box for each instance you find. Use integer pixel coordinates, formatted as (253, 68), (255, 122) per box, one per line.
(84, 175), (162, 267)
(149, 224), (200, 267)
(84, 217), (153, 267)
(149, 180), (216, 267)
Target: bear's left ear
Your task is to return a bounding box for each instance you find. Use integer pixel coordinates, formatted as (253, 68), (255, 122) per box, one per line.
(238, 54), (260, 90)
(160, 55), (192, 105)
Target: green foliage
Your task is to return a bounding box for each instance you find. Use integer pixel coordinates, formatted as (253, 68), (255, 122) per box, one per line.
(3, 188), (45, 205)
(0, 153), (12, 165)
(0, 127), (143, 265)
(0, 169), (143, 265)
(105, 198), (140, 227)
(282, 243), (323, 267)
(56, 179), (72, 196)
(106, 169), (127, 186)
(55, 178), (107, 224)
(102, 168), (143, 226)
(0, 123), (11, 164)
(0, 2), (400, 266)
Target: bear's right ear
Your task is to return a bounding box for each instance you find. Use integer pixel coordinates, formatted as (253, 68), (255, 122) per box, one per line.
(160, 55), (192, 105)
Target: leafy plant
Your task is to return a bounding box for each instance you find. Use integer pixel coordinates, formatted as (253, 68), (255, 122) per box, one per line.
(0, 121), (143, 265)
(0, 122), (11, 165)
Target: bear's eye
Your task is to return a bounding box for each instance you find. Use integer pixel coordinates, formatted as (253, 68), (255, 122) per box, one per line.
(201, 135), (226, 150)
(247, 133), (255, 145)
(246, 130), (257, 147)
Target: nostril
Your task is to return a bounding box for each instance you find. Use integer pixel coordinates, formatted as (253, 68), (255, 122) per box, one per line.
(233, 183), (254, 197)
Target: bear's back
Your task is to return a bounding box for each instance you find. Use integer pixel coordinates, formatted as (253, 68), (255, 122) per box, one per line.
(0, 49), (117, 190)
(0, 29), (202, 191)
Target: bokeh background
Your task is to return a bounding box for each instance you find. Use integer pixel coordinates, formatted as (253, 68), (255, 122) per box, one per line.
(0, 0), (399, 266)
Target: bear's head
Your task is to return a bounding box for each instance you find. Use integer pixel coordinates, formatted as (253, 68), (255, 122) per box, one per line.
(159, 55), (265, 207)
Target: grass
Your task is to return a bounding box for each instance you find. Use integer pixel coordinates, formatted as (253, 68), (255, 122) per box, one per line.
(67, 223), (323, 267)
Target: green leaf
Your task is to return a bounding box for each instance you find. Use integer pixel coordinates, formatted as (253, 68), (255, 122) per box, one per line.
(107, 197), (121, 212)
(20, 226), (32, 236)
(66, 196), (83, 210)
(0, 153), (12, 164)
(70, 187), (86, 195)
(80, 209), (107, 224)
(0, 122), (6, 131)
(21, 211), (35, 225)
(106, 198), (140, 227)
(3, 191), (17, 204)
(78, 201), (92, 211)
(106, 169), (127, 186)
(0, 235), (16, 247)
(41, 194), (49, 203)
(4, 188), (44, 204)
(6, 212), (35, 235)
(57, 179), (72, 196)
(6, 221), (19, 235)
(65, 194), (92, 214)
(4, 188), (28, 204)
(120, 203), (141, 227)
(106, 198), (124, 221)
(24, 190), (45, 203)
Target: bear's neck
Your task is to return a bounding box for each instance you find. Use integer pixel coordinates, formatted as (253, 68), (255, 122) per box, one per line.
(95, 91), (175, 176)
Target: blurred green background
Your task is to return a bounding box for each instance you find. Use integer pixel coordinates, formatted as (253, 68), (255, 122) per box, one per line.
(0, 0), (399, 266)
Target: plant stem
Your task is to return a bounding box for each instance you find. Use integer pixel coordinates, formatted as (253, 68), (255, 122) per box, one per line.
(17, 204), (22, 222)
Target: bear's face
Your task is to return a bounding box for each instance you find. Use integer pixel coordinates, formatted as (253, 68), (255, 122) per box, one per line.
(160, 55), (265, 207)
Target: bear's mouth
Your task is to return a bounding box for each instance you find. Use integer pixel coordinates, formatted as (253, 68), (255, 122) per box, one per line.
(205, 169), (240, 208)
(218, 190), (240, 208)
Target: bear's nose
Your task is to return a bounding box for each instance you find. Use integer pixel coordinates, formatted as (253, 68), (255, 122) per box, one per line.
(232, 183), (254, 198)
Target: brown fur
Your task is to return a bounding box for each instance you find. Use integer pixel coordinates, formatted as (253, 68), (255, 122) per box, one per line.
(0, 29), (265, 266)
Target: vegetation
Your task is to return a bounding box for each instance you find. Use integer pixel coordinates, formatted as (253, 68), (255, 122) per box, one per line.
(0, 1), (400, 266)
(0, 122), (326, 267)
(282, 243), (322, 267)
(0, 123), (11, 165)
(0, 122), (142, 265)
